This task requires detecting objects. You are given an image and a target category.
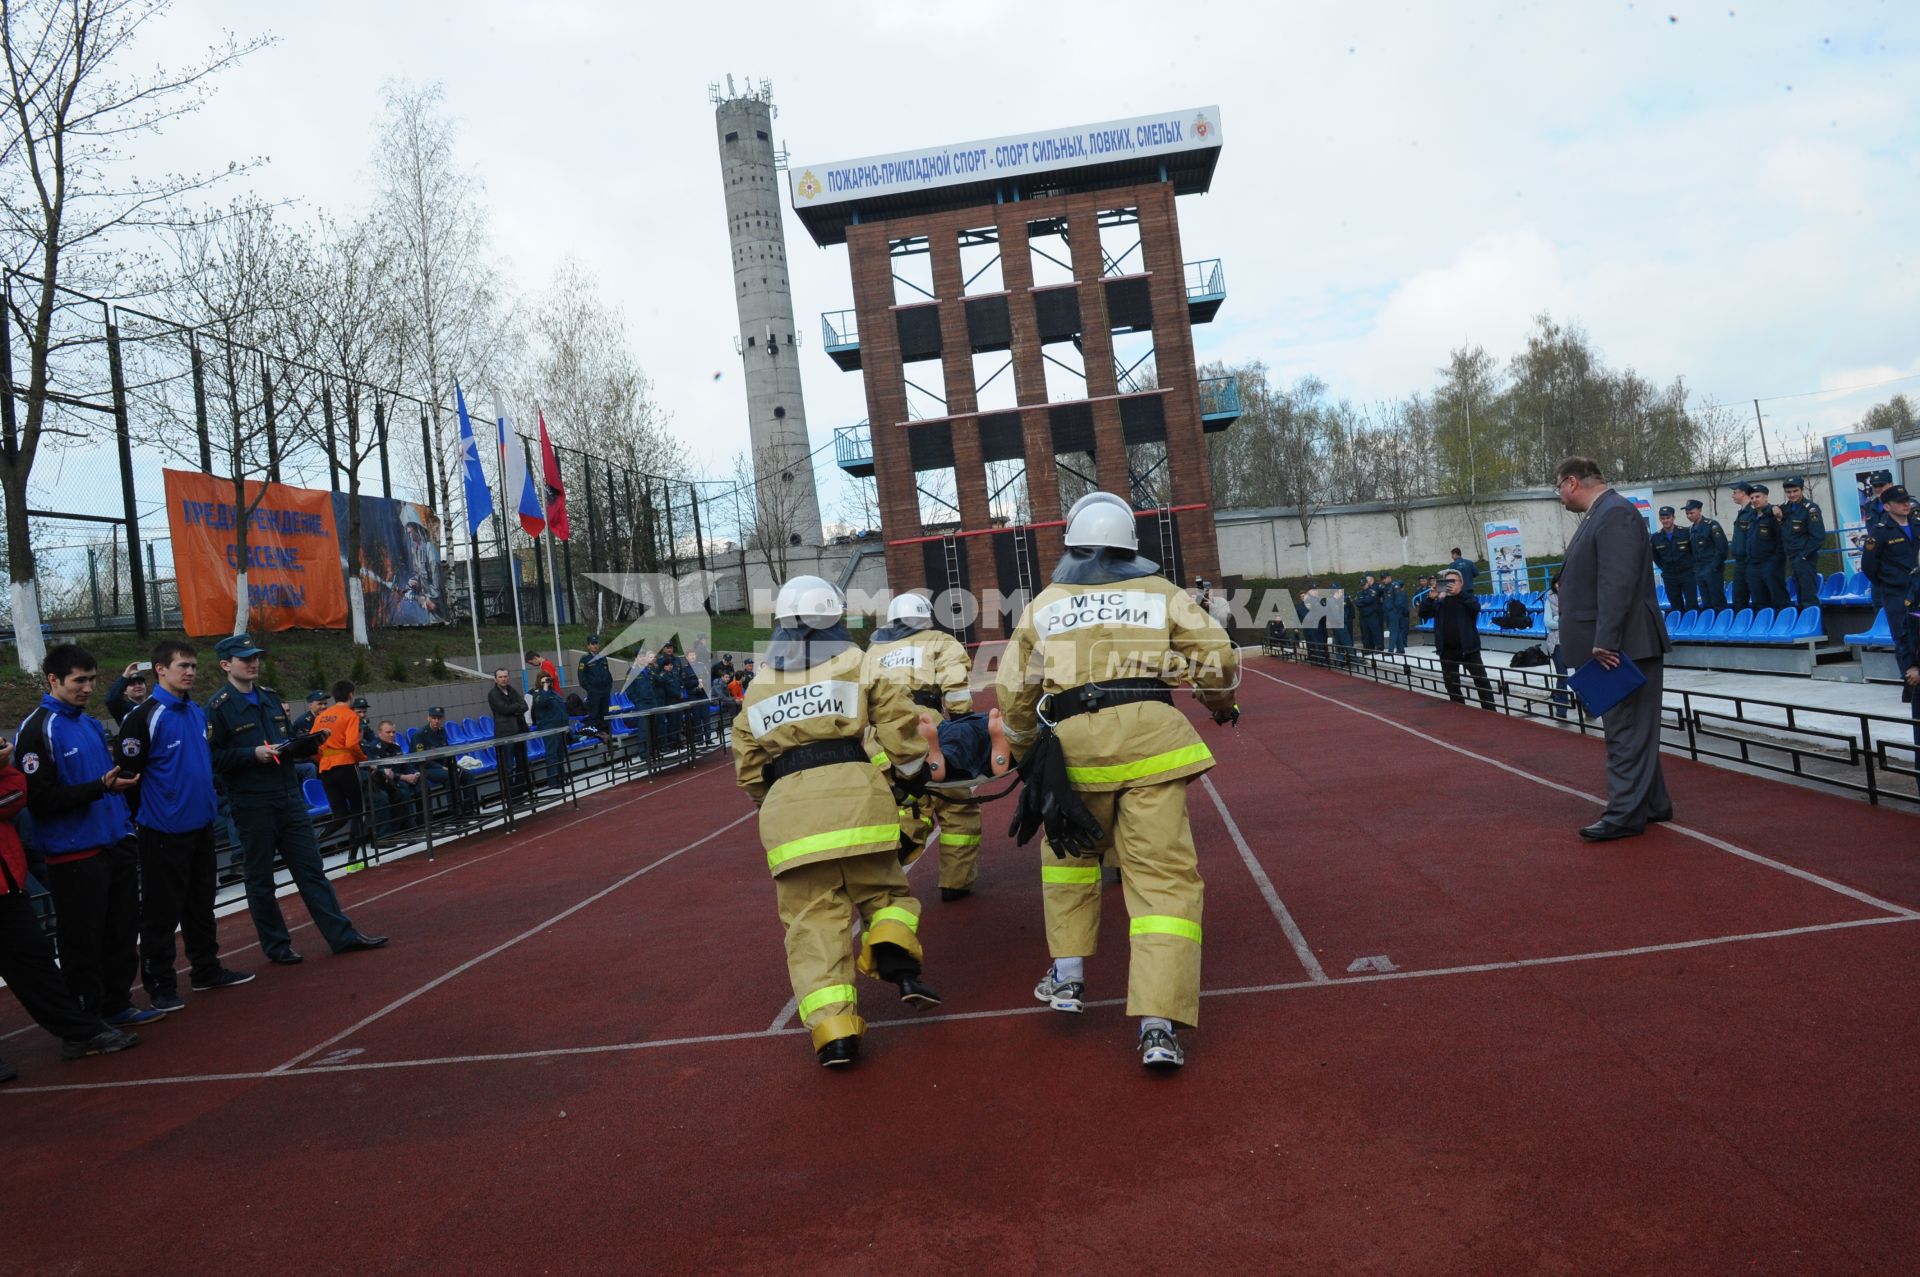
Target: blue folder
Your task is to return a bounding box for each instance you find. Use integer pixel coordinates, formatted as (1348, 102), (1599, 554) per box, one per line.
(1566, 653), (1647, 717)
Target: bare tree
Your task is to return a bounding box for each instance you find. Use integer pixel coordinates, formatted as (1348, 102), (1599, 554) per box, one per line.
(0, 0), (269, 669)
(731, 446), (810, 586)
(1687, 399), (1755, 519)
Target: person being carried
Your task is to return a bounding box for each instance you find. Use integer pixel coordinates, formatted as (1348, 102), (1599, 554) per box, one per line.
(914, 708), (1012, 790)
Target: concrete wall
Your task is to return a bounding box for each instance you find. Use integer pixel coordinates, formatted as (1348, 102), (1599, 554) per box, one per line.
(1214, 472), (1836, 579)
(710, 542), (890, 614)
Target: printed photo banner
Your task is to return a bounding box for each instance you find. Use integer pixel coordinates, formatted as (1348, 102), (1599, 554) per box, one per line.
(164, 469), (348, 635)
(1483, 521), (1529, 593)
(1824, 429), (1899, 572)
(1617, 487), (1657, 533)
(332, 492), (449, 627)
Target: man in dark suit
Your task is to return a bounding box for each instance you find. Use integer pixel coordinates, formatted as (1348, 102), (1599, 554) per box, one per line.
(1553, 457), (1674, 841)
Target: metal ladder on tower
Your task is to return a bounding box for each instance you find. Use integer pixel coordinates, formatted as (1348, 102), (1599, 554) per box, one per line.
(1011, 523), (1036, 612)
(1157, 505), (1182, 584)
(940, 534), (967, 641)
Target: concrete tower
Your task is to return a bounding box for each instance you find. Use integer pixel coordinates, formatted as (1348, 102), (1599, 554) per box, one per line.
(713, 77), (823, 547)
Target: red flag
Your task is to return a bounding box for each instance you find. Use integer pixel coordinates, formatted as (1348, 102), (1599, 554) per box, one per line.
(537, 410), (570, 541)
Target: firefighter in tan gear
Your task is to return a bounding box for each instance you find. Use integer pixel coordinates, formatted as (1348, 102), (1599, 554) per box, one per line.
(733, 575), (942, 1068)
(994, 492), (1239, 1070)
(865, 592), (985, 902)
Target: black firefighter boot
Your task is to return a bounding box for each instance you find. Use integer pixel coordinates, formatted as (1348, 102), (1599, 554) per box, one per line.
(872, 941), (941, 1010)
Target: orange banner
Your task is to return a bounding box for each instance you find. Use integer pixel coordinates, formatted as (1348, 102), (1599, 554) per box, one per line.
(164, 469), (348, 635)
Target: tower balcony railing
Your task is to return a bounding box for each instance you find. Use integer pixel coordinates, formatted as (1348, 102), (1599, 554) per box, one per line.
(822, 309), (859, 350)
(834, 422), (873, 476)
(1198, 375), (1242, 423)
(1185, 259), (1226, 303)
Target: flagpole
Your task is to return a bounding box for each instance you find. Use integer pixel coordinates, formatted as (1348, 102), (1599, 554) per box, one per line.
(453, 381), (486, 680)
(492, 388), (529, 695)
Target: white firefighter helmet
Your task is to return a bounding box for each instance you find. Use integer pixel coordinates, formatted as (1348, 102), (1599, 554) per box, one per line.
(773, 574), (844, 629)
(886, 592), (934, 625)
(1063, 496), (1139, 552)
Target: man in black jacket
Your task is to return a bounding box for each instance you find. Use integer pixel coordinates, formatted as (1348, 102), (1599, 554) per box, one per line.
(487, 668), (533, 800)
(1416, 569), (1496, 709)
(414, 707), (467, 816)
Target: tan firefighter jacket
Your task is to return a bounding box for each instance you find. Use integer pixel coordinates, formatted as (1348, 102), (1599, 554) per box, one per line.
(994, 573), (1238, 792)
(733, 643), (927, 877)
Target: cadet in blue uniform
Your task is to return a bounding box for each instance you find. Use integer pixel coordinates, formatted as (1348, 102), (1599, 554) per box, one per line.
(577, 634), (614, 731)
(1861, 486), (1919, 629)
(1650, 507), (1695, 611)
(1860, 470), (1895, 525)
(1380, 572), (1408, 653)
(1355, 574), (1383, 650)
(1683, 500), (1728, 611)
(1727, 482), (1754, 611)
(206, 633), (387, 964)
(1779, 476), (1826, 607)
(1743, 483), (1788, 610)
(1895, 561), (1920, 748)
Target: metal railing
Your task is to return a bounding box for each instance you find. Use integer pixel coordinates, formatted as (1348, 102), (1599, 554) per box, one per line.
(821, 309), (859, 348)
(1198, 375), (1242, 418)
(1185, 258), (1226, 300)
(834, 423), (872, 469)
(1262, 634), (1920, 808)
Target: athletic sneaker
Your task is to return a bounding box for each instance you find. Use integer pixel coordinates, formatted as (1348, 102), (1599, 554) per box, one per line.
(1140, 1027), (1185, 1070)
(149, 990), (186, 1013)
(189, 967), (256, 991)
(61, 1028), (140, 1060)
(104, 1006), (166, 1027)
(1033, 965), (1085, 1014)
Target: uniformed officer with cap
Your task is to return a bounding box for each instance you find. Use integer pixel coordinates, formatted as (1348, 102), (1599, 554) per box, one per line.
(207, 633), (387, 964)
(1727, 482), (1755, 611)
(1743, 483), (1788, 610)
(1779, 477), (1826, 606)
(1861, 486), (1919, 629)
(1650, 507), (1695, 611)
(1862, 470), (1896, 524)
(1683, 499), (1728, 611)
(577, 634), (613, 731)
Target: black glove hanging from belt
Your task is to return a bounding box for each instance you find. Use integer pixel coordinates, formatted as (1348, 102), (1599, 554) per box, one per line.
(1006, 728), (1105, 857)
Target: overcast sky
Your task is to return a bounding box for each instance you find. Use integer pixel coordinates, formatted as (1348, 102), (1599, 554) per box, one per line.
(122, 0), (1917, 518)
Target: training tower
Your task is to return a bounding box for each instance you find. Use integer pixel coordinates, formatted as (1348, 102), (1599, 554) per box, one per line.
(790, 107), (1238, 641)
(713, 77), (823, 547)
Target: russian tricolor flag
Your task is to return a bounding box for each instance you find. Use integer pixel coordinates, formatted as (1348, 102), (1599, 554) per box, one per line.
(498, 413), (547, 537)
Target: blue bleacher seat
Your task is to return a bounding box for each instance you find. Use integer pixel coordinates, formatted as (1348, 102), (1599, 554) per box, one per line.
(1673, 610), (1699, 640)
(301, 778), (331, 818)
(1655, 581), (1669, 608)
(1844, 609), (1892, 647)
(445, 720), (470, 744)
(1725, 608), (1755, 642)
(1817, 573), (1840, 601)
(1844, 572), (1872, 603)
(405, 727), (423, 752)
(1706, 609), (1736, 640)
(1740, 607), (1774, 643)
(1763, 608), (1798, 643)
(1791, 605), (1822, 640)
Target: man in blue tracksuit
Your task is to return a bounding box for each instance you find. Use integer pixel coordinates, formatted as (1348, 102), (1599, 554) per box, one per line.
(13, 643), (162, 1027)
(114, 639), (255, 1010)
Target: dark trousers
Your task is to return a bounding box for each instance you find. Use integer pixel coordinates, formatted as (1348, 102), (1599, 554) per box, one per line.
(136, 824), (220, 995)
(43, 841), (139, 1017)
(1598, 656), (1671, 831)
(232, 794), (357, 957)
(1441, 653), (1497, 709)
(421, 763), (464, 816)
(1729, 559), (1750, 610)
(1789, 555), (1821, 608)
(1665, 572), (1697, 612)
(0, 891), (103, 1043)
(586, 689), (611, 731)
(372, 778), (421, 836)
(1695, 566), (1726, 610)
(1388, 613), (1408, 653)
(320, 766), (362, 816)
(1746, 559), (1788, 610)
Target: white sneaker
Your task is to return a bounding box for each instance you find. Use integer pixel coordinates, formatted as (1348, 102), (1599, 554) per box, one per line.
(1033, 965), (1085, 1014)
(1140, 1027), (1184, 1069)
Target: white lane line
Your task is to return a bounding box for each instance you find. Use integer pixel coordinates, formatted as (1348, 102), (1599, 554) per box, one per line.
(1199, 774), (1328, 983)
(767, 996), (798, 1033)
(266, 811), (757, 1074)
(12, 912), (1911, 1096)
(0, 766), (731, 1046)
(1246, 665), (1920, 921)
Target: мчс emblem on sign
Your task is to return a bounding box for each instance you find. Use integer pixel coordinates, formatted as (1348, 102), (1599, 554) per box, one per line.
(797, 169), (821, 200)
(1193, 113), (1211, 139)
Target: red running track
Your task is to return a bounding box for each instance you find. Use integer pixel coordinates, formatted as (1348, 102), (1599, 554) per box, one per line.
(1, 656), (1915, 1275)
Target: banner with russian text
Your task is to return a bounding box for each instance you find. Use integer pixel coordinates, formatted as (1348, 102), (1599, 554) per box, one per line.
(1824, 429), (1898, 573)
(1483, 521), (1529, 593)
(164, 469), (348, 635)
(1618, 487), (1657, 533)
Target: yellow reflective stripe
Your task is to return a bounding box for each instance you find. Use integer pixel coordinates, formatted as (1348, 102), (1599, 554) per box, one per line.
(1129, 915), (1202, 944)
(1065, 742), (1213, 785)
(1041, 865), (1102, 884)
(797, 983), (858, 1022)
(766, 824), (902, 870)
(870, 751), (889, 766)
(870, 905), (919, 933)
(939, 833), (982, 847)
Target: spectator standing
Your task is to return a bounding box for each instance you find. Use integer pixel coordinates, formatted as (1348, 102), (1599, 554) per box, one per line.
(1380, 572), (1408, 654)
(1860, 486), (1917, 629)
(1744, 484), (1789, 610)
(313, 680), (366, 818)
(525, 650), (560, 692)
(1861, 470), (1896, 524)
(1417, 570), (1496, 709)
(488, 667), (535, 799)
(530, 674), (572, 789)
(1553, 457), (1674, 841)
(207, 633), (387, 964)
(113, 640), (254, 1013)
(622, 651), (660, 761)
(1779, 477), (1826, 607)
(105, 663), (150, 726)
(1447, 548), (1477, 590)
(1727, 481), (1755, 611)
(0, 738), (139, 1077)
(1650, 507), (1696, 611)
(14, 644), (161, 1027)
(1684, 500), (1729, 611)
(1355, 574), (1383, 651)
(577, 635), (614, 730)
(1544, 574), (1570, 719)
(1895, 561), (1920, 747)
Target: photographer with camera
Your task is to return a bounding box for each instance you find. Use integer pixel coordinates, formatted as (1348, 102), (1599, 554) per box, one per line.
(1416, 569), (1496, 709)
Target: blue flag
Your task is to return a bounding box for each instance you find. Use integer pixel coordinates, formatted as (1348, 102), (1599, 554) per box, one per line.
(456, 383), (493, 536)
